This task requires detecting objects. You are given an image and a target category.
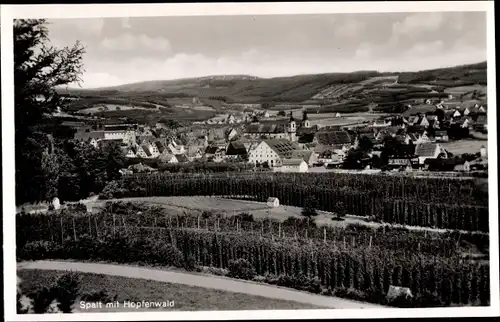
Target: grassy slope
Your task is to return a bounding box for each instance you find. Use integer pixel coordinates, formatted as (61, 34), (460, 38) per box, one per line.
(18, 269), (321, 311)
(58, 62), (486, 116)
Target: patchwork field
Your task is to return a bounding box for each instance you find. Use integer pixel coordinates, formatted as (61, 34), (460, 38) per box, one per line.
(79, 104), (159, 114)
(444, 85), (487, 95)
(18, 269), (320, 311)
(441, 139), (487, 155)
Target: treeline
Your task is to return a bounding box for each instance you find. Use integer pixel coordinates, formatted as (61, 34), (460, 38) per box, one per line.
(398, 62), (487, 85)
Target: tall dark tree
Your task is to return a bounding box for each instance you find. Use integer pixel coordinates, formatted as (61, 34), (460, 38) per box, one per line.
(15, 19), (85, 204)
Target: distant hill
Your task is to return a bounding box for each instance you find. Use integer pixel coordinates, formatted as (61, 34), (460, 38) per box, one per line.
(57, 61), (487, 117)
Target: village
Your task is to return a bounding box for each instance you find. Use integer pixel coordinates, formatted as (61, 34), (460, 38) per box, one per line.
(71, 95), (488, 175)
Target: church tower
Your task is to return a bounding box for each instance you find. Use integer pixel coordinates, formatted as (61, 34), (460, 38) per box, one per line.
(287, 112), (297, 142)
(301, 111), (311, 128)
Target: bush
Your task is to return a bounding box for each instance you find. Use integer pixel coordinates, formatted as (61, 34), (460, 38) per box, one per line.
(52, 273), (81, 313)
(80, 289), (117, 303)
(227, 258), (256, 280)
(236, 212), (254, 222)
(183, 254), (197, 271)
(66, 203), (87, 213)
(18, 241), (62, 261)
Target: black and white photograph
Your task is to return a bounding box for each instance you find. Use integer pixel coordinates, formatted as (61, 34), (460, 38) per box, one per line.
(2, 1), (498, 320)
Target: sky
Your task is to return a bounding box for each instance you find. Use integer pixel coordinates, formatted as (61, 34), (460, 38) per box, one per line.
(45, 12), (487, 89)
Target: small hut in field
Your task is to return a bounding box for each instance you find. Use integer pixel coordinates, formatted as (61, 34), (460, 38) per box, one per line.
(267, 197), (279, 208)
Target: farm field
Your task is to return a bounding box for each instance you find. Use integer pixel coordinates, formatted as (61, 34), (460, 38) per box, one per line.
(444, 85), (487, 95)
(79, 104), (159, 114)
(18, 269), (321, 311)
(81, 196), (484, 236)
(441, 139), (487, 155)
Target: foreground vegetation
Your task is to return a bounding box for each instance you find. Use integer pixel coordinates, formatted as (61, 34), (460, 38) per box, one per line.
(18, 269), (320, 311)
(102, 172), (489, 232)
(17, 203), (490, 308)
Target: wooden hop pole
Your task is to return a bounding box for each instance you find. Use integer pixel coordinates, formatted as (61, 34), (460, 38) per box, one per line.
(323, 227), (326, 244)
(72, 217), (77, 241)
(94, 216), (99, 238)
(60, 217), (64, 244)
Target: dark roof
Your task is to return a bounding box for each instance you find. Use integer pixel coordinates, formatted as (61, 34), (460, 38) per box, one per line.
(475, 115), (487, 125)
(297, 125), (318, 135)
(415, 143), (440, 157)
(315, 131), (352, 146)
(155, 141), (166, 153)
(74, 131), (105, 141)
(103, 124), (131, 131)
(226, 141), (247, 155)
(141, 145), (152, 157)
(265, 139), (296, 158)
(246, 122), (287, 134)
(435, 131), (447, 137)
(205, 146), (218, 154)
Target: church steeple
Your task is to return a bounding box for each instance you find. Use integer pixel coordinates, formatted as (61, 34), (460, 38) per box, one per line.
(302, 111), (308, 121)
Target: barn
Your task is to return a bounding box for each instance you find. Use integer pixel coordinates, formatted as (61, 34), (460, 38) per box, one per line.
(267, 197), (280, 208)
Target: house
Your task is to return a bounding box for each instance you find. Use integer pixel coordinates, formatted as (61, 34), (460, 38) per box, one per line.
(186, 146), (203, 161)
(125, 148), (136, 158)
(226, 141), (248, 160)
(225, 128), (239, 141)
(315, 131), (353, 151)
(408, 132), (431, 145)
(168, 139), (186, 155)
(434, 131), (449, 142)
(134, 145), (149, 159)
(452, 110), (462, 118)
(274, 158), (308, 173)
(387, 157), (419, 170)
(414, 143), (446, 165)
(318, 151), (344, 166)
(159, 153), (178, 164)
(334, 112), (341, 118)
(176, 154), (189, 163)
(291, 150), (318, 166)
(454, 161), (471, 172)
(459, 107), (471, 116)
(248, 139), (296, 167)
(473, 115), (487, 132)
(480, 145), (487, 158)
(227, 115), (236, 124)
(371, 119), (391, 127)
(74, 130), (105, 146)
(267, 197), (280, 208)
(140, 144), (154, 159)
(244, 116), (297, 142)
(452, 117), (472, 129)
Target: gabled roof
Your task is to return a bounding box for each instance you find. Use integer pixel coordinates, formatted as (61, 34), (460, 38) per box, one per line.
(264, 139), (296, 158)
(74, 131), (105, 141)
(154, 141), (166, 153)
(282, 158), (306, 166)
(141, 145), (152, 157)
(226, 141), (247, 155)
(475, 115), (487, 125)
(415, 143), (440, 157)
(246, 122), (287, 134)
(291, 150), (314, 162)
(176, 154), (189, 163)
(205, 146), (218, 154)
(315, 131), (352, 146)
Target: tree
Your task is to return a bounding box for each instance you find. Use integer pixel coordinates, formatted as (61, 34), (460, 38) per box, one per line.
(15, 19), (85, 204)
(277, 110), (286, 117)
(302, 195), (318, 218)
(358, 136), (374, 152)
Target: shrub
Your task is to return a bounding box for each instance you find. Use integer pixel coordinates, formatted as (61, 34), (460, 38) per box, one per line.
(183, 254), (197, 271)
(237, 212), (254, 222)
(18, 241), (62, 261)
(66, 203), (87, 213)
(80, 289), (117, 303)
(301, 196), (318, 218)
(30, 287), (56, 313)
(52, 273), (80, 313)
(227, 258), (256, 280)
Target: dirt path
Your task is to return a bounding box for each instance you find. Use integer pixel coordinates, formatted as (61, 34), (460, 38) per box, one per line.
(17, 260), (385, 309)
